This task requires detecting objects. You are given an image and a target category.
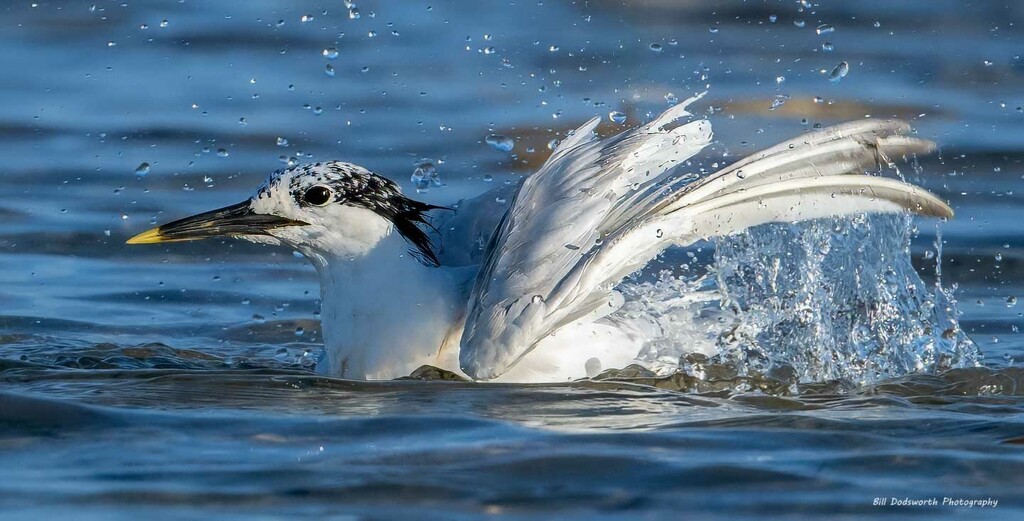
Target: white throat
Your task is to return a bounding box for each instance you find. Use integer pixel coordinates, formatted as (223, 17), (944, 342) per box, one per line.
(303, 226), (471, 379)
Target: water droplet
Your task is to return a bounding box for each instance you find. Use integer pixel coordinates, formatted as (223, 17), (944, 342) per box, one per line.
(821, 42), (834, 52)
(770, 94), (790, 110)
(159, 19), (169, 28)
(776, 75), (785, 84)
(828, 61), (849, 83)
(708, 26), (719, 34)
(485, 134), (514, 153)
(549, 45), (559, 52)
(794, 19), (806, 28)
(665, 92), (678, 105)
(322, 47), (339, 59)
(656, 229), (664, 238)
(276, 137), (289, 147)
(300, 14), (314, 23)
(531, 295), (544, 304)
(367, 30), (377, 38)
(252, 314), (266, 323)
(768, 14), (777, 23)
(411, 161), (442, 192)
(134, 162), (150, 177)
(325, 64), (335, 77)
(348, 7), (360, 19)
(107, 41), (116, 47)
(482, 174), (493, 182)
(547, 138), (559, 150)
(1007, 296), (1017, 307)
(649, 43), (663, 53)
(815, 24), (834, 35)
(216, 148), (229, 157)
(608, 111), (627, 124)
(295, 327), (305, 337)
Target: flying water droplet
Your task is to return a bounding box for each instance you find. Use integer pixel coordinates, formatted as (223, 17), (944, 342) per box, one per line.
(216, 148), (229, 157)
(770, 94), (790, 110)
(411, 161), (442, 192)
(349, 7), (360, 19)
(649, 43), (663, 53)
(608, 111), (627, 124)
(485, 134), (514, 153)
(325, 64), (335, 77)
(300, 14), (314, 23)
(135, 162), (150, 177)
(815, 24), (834, 35)
(821, 42), (834, 52)
(828, 61), (849, 83)
(322, 47), (339, 59)
(531, 295), (544, 304)
(768, 14), (777, 23)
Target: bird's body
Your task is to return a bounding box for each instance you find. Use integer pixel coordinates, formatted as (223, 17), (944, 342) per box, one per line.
(129, 95), (953, 382)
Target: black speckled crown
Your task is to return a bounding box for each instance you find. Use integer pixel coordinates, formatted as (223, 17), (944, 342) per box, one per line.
(258, 161), (445, 266)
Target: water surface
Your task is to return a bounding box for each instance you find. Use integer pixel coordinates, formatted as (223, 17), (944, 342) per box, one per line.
(1, 1), (1023, 519)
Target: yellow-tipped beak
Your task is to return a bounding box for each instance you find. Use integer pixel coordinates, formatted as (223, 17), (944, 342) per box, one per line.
(125, 200), (307, 246)
(126, 227), (167, 245)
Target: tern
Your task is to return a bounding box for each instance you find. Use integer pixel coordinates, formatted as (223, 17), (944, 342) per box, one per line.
(128, 95), (951, 382)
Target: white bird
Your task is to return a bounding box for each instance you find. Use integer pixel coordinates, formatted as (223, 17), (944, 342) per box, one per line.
(128, 94), (951, 382)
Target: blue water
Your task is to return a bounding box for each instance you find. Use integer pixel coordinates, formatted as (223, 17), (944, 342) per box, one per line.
(2, 1), (1024, 519)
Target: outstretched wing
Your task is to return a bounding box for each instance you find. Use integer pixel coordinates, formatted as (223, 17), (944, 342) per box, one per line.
(459, 95), (714, 379)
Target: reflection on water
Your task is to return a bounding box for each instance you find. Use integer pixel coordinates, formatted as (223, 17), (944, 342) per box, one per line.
(2, 0), (1024, 519)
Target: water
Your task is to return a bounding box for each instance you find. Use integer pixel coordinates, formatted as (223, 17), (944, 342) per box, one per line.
(2, 1), (1024, 519)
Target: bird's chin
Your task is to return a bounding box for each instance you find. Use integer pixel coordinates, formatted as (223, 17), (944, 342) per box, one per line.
(235, 234), (284, 246)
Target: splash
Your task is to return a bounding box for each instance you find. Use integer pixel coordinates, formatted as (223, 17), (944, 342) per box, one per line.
(710, 212), (978, 385)
(621, 199), (979, 387)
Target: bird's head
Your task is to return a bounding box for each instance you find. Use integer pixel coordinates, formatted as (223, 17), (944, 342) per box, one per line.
(127, 161), (443, 266)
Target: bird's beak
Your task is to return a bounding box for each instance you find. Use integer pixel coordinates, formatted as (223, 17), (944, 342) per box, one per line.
(126, 200), (307, 244)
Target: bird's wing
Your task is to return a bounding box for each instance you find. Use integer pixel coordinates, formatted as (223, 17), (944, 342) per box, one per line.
(460, 100), (949, 380)
(459, 94), (714, 379)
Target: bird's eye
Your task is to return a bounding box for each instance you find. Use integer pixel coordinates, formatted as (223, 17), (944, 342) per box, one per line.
(303, 185), (333, 206)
